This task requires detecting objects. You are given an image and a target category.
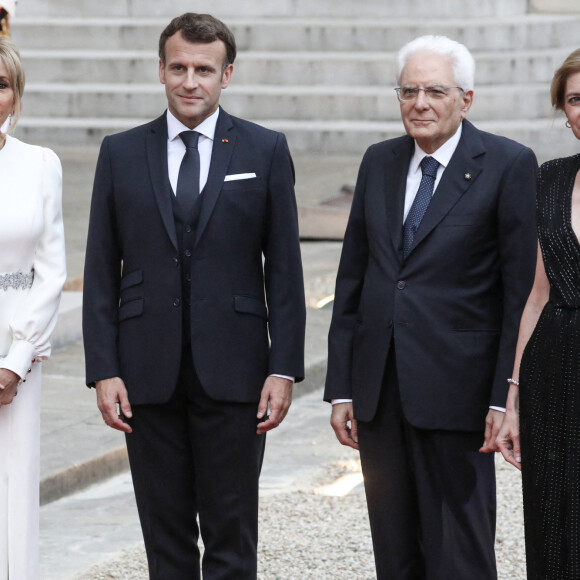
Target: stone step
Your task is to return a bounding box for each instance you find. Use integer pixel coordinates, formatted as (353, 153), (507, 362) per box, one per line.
(17, 0), (527, 19)
(19, 46), (575, 86)
(22, 83), (553, 123)
(12, 14), (580, 52)
(15, 116), (577, 162)
(11, 2), (576, 160)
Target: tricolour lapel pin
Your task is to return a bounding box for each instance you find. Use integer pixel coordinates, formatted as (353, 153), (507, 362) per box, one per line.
(222, 138), (229, 143)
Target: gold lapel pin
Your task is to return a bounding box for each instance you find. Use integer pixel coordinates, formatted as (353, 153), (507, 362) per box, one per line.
(464, 172), (472, 180)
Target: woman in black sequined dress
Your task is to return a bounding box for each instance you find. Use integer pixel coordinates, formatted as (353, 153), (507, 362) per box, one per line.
(497, 49), (580, 579)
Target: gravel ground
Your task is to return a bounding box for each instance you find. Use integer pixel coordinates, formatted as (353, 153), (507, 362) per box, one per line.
(76, 455), (526, 580)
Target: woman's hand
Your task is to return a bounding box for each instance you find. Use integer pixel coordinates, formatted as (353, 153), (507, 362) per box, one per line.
(0, 368), (21, 406)
(496, 408), (522, 470)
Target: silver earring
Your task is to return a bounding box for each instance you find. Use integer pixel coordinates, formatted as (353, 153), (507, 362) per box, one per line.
(566, 120), (571, 128)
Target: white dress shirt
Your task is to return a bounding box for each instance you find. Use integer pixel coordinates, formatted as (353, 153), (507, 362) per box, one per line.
(166, 108), (218, 195)
(403, 124), (462, 222)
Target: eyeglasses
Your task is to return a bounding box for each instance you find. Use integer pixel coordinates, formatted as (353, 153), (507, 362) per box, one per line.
(394, 85), (464, 102)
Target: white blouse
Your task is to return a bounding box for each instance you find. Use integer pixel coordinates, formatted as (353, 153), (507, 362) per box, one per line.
(0, 135), (66, 378)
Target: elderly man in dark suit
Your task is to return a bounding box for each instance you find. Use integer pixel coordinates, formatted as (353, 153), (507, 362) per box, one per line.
(83, 13), (305, 580)
(325, 35), (537, 579)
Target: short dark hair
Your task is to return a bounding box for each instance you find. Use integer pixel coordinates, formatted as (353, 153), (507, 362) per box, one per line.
(551, 49), (580, 111)
(159, 13), (236, 70)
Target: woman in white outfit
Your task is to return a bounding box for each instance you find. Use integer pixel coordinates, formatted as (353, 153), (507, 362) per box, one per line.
(0, 38), (66, 579)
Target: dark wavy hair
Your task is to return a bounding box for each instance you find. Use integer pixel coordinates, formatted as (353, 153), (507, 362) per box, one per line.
(159, 13), (236, 72)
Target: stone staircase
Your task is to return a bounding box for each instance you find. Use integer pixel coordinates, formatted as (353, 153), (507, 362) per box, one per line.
(11, 0), (580, 160)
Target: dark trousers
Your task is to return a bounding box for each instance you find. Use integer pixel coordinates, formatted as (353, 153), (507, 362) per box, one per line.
(125, 349), (266, 580)
(358, 351), (497, 580)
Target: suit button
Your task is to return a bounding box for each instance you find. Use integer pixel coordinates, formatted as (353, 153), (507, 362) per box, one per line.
(173, 257), (179, 266)
(186, 275), (191, 282)
(185, 249), (192, 257)
(397, 281), (406, 289)
(173, 298), (181, 307)
(185, 225), (192, 233)
(388, 320), (393, 328)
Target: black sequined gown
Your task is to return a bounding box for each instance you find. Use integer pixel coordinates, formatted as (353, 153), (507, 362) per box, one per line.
(520, 154), (580, 579)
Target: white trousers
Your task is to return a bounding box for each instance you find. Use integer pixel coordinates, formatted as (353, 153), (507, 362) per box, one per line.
(0, 364), (40, 580)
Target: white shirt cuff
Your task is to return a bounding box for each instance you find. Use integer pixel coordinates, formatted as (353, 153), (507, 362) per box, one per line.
(270, 374), (294, 383)
(489, 405), (506, 413)
(331, 399), (353, 405)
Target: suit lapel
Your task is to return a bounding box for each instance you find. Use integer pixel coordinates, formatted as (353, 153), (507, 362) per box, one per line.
(194, 108), (236, 247)
(386, 138), (414, 256)
(146, 113), (178, 250)
(408, 120), (485, 256)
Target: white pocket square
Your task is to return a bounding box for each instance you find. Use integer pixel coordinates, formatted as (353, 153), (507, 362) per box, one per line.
(224, 173), (257, 182)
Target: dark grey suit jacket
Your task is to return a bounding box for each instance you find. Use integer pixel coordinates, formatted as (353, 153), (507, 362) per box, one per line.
(83, 108), (306, 404)
(325, 120), (537, 430)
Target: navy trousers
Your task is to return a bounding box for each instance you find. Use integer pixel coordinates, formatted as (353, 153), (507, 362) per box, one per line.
(125, 349), (266, 580)
(358, 349), (497, 580)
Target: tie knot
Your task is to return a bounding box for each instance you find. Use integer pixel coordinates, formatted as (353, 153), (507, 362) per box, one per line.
(420, 156), (439, 178)
(180, 130), (200, 149)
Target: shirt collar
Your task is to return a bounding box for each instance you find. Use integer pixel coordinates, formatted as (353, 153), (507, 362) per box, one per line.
(166, 108), (220, 143)
(410, 122), (463, 173)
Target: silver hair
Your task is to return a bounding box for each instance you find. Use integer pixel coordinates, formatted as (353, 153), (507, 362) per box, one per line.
(396, 35), (475, 92)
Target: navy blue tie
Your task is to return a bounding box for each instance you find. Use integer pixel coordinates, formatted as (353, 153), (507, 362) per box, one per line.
(402, 156), (439, 259)
(176, 131), (200, 207)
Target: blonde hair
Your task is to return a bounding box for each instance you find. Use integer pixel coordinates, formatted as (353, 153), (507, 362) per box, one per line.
(551, 49), (580, 111)
(0, 37), (24, 131)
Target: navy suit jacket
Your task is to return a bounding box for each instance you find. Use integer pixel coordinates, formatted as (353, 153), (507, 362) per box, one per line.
(325, 120), (537, 430)
(83, 108), (306, 404)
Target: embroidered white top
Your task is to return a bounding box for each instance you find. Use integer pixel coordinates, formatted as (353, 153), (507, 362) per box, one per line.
(0, 135), (66, 378)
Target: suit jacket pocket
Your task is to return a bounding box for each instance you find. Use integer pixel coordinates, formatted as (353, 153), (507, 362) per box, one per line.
(452, 328), (500, 333)
(234, 295), (268, 320)
(118, 298), (143, 322)
(440, 214), (478, 227)
(120, 269), (143, 290)
(120, 270), (143, 308)
(221, 176), (265, 192)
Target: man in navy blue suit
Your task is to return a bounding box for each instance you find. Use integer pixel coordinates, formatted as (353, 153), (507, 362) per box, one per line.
(325, 36), (537, 579)
(83, 13), (305, 579)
